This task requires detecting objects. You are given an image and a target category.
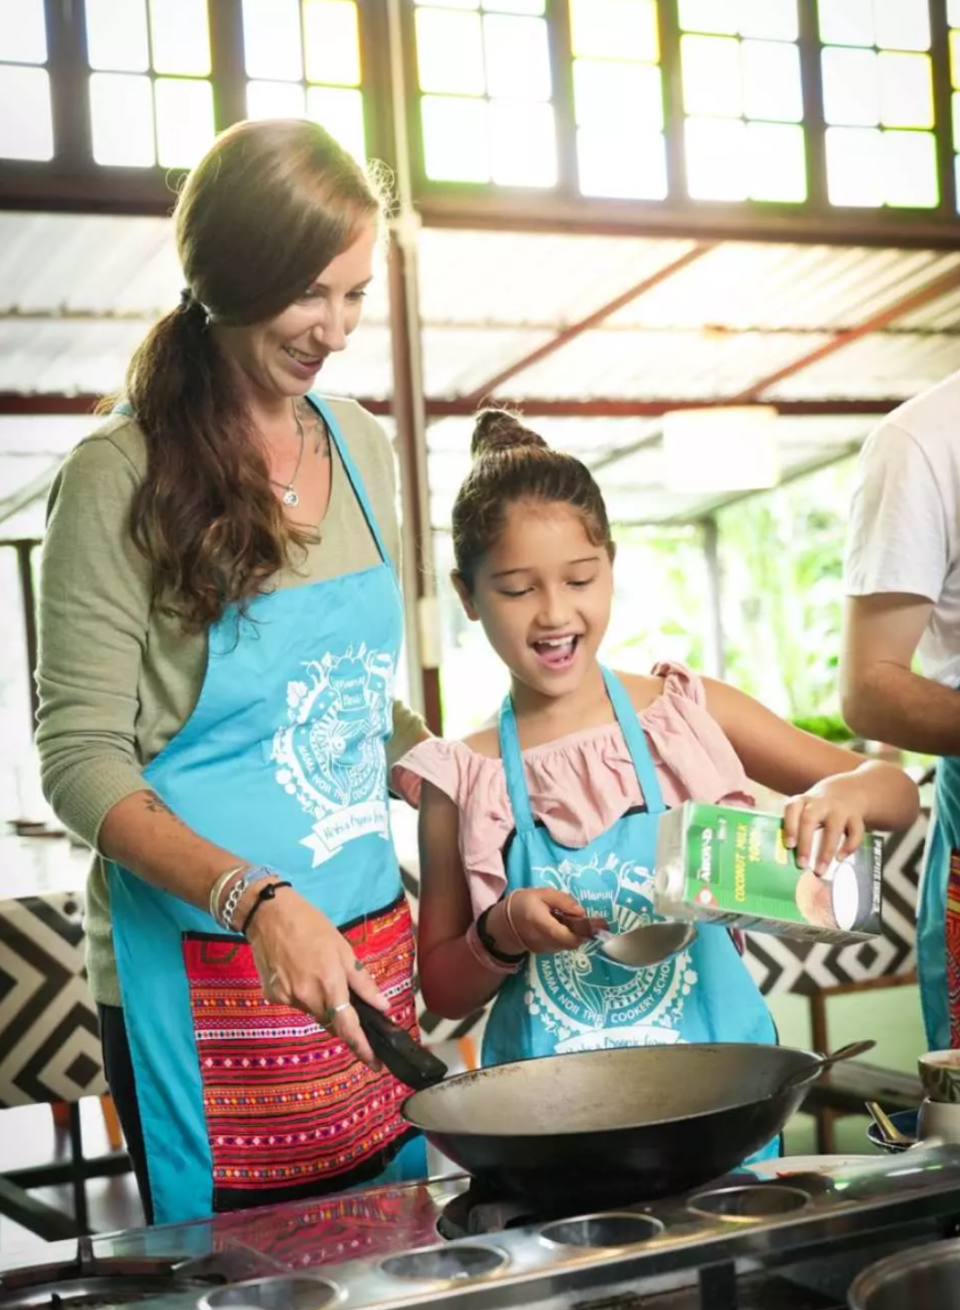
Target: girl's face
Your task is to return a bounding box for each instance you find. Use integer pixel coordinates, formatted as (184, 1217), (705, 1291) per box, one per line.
(216, 222), (376, 403)
(457, 500), (614, 700)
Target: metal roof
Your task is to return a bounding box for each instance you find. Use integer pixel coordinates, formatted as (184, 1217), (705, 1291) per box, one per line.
(1, 211), (958, 528)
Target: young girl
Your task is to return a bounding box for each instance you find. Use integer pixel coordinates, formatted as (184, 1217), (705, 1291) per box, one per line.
(395, 411), (919, 1071)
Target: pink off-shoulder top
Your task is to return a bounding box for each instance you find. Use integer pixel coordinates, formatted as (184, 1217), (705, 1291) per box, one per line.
(392, 662), (755, 916)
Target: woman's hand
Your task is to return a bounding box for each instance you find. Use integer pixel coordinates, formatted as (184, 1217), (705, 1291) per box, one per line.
(488, 888), (607, 955)
(782, 773), (869, 875)
(244, 886), (389, 1067)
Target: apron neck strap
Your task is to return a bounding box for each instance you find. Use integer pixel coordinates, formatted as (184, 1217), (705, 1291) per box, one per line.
(601, 666), (665, 815)
(305, 393), (391, 567)
(497, 666), (666, 833)
(497, 695), (536, 834)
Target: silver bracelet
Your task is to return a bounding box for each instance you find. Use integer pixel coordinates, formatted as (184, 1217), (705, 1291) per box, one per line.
(208, 865), (246, 923)
(219, 865), (278, 931)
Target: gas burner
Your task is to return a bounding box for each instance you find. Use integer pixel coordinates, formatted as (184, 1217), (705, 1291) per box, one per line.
(0, 1241), (266, 1310)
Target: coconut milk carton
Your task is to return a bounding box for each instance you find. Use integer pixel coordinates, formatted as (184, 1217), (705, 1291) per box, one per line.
(654, 801), (883, 944)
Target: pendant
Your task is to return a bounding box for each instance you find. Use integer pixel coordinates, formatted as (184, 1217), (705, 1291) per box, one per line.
(283, 488), (299, 507)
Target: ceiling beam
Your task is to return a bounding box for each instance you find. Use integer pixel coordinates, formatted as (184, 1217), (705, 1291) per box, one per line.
(732, 262), (960, 402)
(0, 393), (903, 420)
(460, 242), (715, 406)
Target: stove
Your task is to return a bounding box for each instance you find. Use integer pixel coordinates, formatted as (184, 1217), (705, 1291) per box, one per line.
(4, 1147), (960, 1310)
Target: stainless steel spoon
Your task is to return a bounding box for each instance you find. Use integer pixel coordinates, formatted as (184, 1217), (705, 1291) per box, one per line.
(598, 920), (698, 968)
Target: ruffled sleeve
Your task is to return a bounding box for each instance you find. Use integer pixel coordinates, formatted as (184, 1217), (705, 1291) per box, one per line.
(392, 740), (513, 913)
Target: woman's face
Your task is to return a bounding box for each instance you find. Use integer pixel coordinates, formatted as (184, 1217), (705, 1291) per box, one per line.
(217, 221), (376, 403)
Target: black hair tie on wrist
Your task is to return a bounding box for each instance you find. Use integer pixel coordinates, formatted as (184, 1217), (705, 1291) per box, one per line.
(241, 880), (292, 938)
(476, 904), (527, 964)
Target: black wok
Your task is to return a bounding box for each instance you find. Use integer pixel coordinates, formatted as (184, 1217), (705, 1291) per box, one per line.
(400, 1039), (872, 1207)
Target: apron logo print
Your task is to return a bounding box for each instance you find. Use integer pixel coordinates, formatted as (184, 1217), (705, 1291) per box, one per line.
(526, 853), (696, 1052)
(271, 646), (395, 867)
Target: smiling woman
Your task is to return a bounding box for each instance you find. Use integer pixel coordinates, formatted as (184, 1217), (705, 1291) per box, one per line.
(34, 118), (430, 1227)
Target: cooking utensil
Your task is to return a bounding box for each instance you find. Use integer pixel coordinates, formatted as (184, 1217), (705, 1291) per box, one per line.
(401, 1039), (873, 1206)
(775, 1040), (875, 1094)
(865, 1107), (917, 1154)
(865, 1100), (914, 1148)
(598, 920), (697, 968)
(848, 1236), (960, 1309)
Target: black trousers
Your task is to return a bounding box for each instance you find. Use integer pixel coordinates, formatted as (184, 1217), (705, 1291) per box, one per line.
(98, 1003), (154, 1223)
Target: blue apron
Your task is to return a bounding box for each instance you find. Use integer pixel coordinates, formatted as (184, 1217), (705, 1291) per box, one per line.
(107, 395), (425, 1225)
(918, 755), (960, 1051)
(483, 668), (778, 1154)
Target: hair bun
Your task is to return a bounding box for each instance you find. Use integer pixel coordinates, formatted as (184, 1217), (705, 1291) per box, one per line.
(470, 409), (548, 460)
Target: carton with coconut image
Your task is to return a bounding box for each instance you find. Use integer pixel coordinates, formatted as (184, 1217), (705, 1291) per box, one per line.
(654, 801), (883, 945)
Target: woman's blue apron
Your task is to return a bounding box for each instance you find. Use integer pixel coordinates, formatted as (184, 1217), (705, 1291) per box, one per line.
(107, 395), (426, 1225)
(483, 667), (778, 1157)
(918, 754), (960, 1050)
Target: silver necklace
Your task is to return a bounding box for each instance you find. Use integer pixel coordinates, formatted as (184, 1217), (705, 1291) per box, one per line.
(271, 402), (306, 508)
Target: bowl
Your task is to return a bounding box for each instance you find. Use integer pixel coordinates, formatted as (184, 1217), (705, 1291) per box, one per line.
(918, 1095), (960, 1144)
(918, 1049), (960, 1104)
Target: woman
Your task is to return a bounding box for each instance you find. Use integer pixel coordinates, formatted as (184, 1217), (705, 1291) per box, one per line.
(36, 119), (428, 1225)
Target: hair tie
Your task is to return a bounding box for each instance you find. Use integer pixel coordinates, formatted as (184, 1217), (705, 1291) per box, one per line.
(178, 287), (195, 313)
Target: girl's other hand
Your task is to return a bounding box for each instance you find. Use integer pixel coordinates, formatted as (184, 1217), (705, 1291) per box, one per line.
(489, 887), (607, 954)
(781, 774), (868, 876)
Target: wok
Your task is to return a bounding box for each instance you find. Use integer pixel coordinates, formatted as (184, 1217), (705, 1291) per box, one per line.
(401, 1039), (872, 1206)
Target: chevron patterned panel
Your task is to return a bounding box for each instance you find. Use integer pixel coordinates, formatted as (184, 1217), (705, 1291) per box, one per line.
(0, 892), (108, 1107)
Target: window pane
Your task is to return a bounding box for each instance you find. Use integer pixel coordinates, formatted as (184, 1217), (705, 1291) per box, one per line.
(741, 39), (803, 122)
(0, 0), (46, 63)
(247, 80), (306, 118)
(883, 129), (938, 207)
(685, 117), (747, 199)
(818, 0), (874, 46)
(85, 0), (149, 72)
(873, 0), (930, 51)
(155, 76), (214, 167)
(569, 0), (659, 64)
(951, 30), (960, 91)
(0, 65), (52, 158)
(878, 51), (933, 128)
(822, 47), (879, 125)
(746, 121), (806, 200)
(421, 95), (490, 180)
(825, 126), (883, 205)
(90, 72), (155, 165)
(490, 100), (556, 185)
(739, 0), (798, 41)
(483, 0), (546, 11)
(483, 15), (551, 99)
(303, 0), (361, 87)
(149, 0), (210, 75)
(242, 0), (303, 80)
(416, 9), (485, 95)
(678, 0), (738, 35)
(578, 126), (666, 197)
(682, 35), (741, 118)
(574, 58), (663, 131)
(306, 85), (366, 161)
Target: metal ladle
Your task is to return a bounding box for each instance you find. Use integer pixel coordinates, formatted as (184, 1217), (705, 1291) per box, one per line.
(598, 920), (698, 968)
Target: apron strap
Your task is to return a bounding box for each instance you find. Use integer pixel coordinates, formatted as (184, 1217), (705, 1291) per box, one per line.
(497, 695), (536, 834)
(306, 393), (392, 568)
(601, 666), (666, 816)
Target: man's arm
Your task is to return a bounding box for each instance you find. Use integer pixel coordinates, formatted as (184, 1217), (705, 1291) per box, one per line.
(841, 592), (960, 754)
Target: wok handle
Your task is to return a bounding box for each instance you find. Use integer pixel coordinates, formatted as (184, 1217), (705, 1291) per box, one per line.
(778, 1039), (876, 1095)
(351, 995), (449, 1090)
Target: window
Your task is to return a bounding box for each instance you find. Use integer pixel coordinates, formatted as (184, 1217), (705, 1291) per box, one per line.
(679, 0), (806, 203)
(570, 0), (667, 199)
(84, 0), (215, 168)
(0, 0), (53, 161)
(819, 0), (938, 208)
(243, 0), (367, 164)
(414, 0), (556, 187)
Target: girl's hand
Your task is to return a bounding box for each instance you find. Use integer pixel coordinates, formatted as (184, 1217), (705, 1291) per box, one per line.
(245, 886), (389, 1068)
(782, 774), (867, 876)
(488, 888), (607, 955)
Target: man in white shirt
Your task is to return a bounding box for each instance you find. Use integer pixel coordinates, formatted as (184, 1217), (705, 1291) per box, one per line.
(842, 368), (960, 1053)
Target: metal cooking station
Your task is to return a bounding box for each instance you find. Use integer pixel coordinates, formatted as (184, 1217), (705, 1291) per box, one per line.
(3, 1145), (960, 1310)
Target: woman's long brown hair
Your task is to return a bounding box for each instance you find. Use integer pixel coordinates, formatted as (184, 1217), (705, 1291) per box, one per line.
(107, 118), (382, 630)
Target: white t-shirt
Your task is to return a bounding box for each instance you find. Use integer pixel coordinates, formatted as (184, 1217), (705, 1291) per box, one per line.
(844, 368), (960, 686)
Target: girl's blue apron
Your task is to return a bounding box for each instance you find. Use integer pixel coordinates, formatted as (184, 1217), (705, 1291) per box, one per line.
(483, 667), (779, 1157)
(107, 395), (425, 1225)
(918, 754), (960, 1050)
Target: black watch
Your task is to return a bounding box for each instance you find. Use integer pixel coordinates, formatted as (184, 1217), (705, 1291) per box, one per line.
(476, 904), (527, 964)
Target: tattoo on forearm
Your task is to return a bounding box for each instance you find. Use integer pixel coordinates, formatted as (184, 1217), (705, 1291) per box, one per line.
(142, 792), (187, 828)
